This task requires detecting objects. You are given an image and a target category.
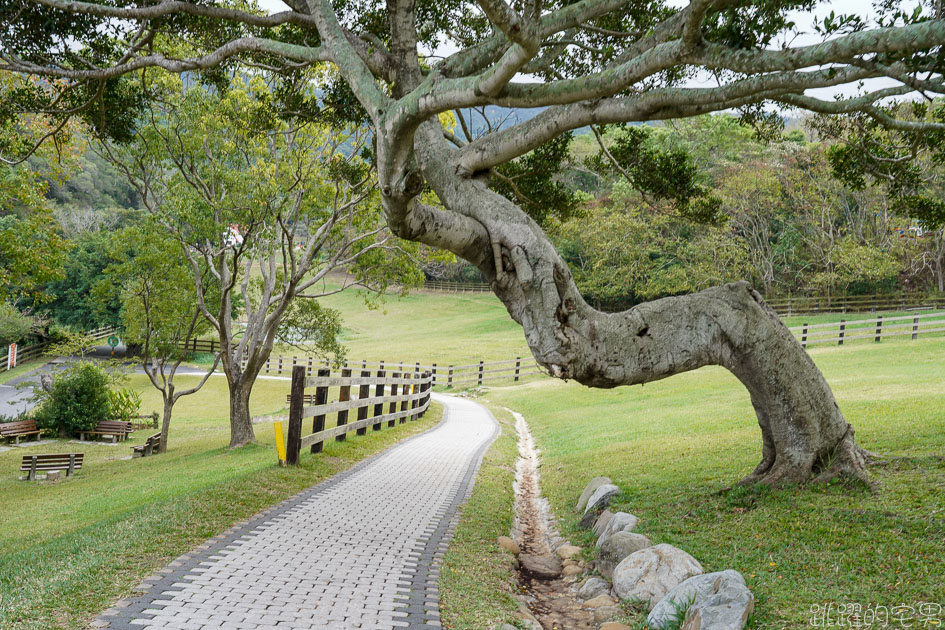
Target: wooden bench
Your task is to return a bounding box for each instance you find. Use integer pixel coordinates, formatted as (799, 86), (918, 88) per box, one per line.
(20, 453), (84, 481)
(131, 432), (162, 457)
(0, 419), (41, 445)
(79, 420), (133, 442)
(286, 393), (316, 405)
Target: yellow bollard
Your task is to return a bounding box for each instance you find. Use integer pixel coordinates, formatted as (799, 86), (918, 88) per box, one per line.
(273, 421), (287, 467)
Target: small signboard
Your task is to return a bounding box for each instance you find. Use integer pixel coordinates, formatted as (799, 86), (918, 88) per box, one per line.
(107, 335), (120, 348)
(7, 343), (16, 369)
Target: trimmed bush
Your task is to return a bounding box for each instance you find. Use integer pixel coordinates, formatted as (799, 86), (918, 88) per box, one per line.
(32, 362), (112, 436)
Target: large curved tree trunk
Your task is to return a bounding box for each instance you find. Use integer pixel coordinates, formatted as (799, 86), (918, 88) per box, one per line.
(378, 121), (871, 486)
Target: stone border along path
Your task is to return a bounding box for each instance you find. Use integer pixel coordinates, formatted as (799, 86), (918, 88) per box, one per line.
(92, 393), (498, 630)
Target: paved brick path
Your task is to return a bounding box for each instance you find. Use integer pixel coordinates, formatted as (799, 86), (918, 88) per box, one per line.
(94, 394), (497, 630)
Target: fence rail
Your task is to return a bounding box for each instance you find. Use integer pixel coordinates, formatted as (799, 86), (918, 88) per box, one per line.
(284, 366), (433, 464)
(788, 311), (945, 347)
(241, 352), (545, 389)
(3, 326), (119, 373)
(767, 292), (945, 316)
(421, 280), (492, 293)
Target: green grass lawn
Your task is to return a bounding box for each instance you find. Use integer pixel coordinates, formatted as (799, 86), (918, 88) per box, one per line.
(473, 338), (945, 629)
(278, 286), (532, 367)
(0, 373), (442, 630)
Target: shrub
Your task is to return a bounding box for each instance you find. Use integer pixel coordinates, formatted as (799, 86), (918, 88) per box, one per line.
(32, 362), (112, 436)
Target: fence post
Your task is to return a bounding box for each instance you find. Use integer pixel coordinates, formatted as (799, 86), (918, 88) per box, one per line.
(336, 367), (352, 441)
(265, 355), (271, 374)
(389, 372), (400, 428)
(838, 319), (845, 346)
(286, 365), (305, 466)
(307, 356), (313, 376)
(448, 365), (453, 388)
(801, 324), (808, 349)
(422, 371), (432, 415)
(310, 368), (330, 453)
(400, 373), (410, 423)
(875, 315), (883, 343)
(410, 373), (420, 421)
(432, 363), (437, 387)
(478, 360), (484, 386)
(373, 370), (385, 430)
(514, 357), (521, 382)
(278, 356), (283, 375)
(913, 315), (919, 340)
(356, 370), (371, 436)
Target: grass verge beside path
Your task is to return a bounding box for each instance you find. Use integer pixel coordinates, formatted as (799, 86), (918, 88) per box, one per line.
(439, 405), (520, 630)
(482, 339), (945, 629)
(0, 382), (442, 630)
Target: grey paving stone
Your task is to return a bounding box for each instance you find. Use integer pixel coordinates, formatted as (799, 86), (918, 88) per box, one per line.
(96, 394), (497, 630)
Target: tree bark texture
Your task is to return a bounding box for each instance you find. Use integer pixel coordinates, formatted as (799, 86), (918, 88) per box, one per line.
(160, 397), (173, 454)
(227, 377), (257, 449)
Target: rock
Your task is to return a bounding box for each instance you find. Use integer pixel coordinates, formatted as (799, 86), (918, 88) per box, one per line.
(593, 606), (622, 624)
(612, 544), (704, 610)
(592, 510), (614, 536)
(498, 625), (519, 630)
(584, 484), (620, 515)
(519, 554), (563, 580)
(581, 484), (619, 528)
(562, 564), (584, 576)
(596, 511), (639, 548)
(576, 476), (612, 512)
(597, 531), (652, 579)
(583, 594), (617, 609)
(599, 623), (632, 630)
(514, 609), (544, 630)
(557, 544), (582, 559)
(647, 570), (754, 630)
(497, 536), (520, 555)
(578, 577), (611, 601)
(45, 470), (61, 481)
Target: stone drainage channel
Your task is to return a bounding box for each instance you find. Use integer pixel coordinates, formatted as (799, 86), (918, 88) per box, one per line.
(508, 408), (598, 629)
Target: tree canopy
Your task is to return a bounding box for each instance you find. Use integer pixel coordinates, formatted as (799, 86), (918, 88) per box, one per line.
(4, 0), (945, 482)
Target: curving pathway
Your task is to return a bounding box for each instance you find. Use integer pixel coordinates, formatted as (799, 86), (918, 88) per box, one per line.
(92, 394), (497, 630)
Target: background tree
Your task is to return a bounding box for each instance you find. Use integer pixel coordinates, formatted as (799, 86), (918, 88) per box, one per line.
(813, 99), (945, 291)
(103, 224), (221, 453)
(4, 0), (945, 483)
(105, 75), (414, 448)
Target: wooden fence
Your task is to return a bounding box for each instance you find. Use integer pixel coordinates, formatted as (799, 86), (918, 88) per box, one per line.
(245, 353), (545, 389)
(284, 365), (433, 464)
(767, 292), (945, 316)
(422, 280), (492, 293)
(788, 311), (945, 347)
(2, 326), (118, 373)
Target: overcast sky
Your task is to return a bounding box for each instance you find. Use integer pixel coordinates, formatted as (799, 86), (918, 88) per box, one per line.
(255, 0), (918, 100)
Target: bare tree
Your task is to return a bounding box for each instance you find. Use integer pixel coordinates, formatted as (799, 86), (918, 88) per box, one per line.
(4, 0), (945, 482)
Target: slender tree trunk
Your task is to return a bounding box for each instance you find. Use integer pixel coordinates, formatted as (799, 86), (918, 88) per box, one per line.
(159, 397), (173, 454)
(227, 378), (257, 448)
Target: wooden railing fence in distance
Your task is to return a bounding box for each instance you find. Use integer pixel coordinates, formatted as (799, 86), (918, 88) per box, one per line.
(788, 311), (945, 347)
(285, 366), (433, 465)
(766, 292), (945, 316)
(422, 280), (492, 293)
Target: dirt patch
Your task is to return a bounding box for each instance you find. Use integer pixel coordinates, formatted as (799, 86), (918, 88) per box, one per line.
(509, 409), (597, 630)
